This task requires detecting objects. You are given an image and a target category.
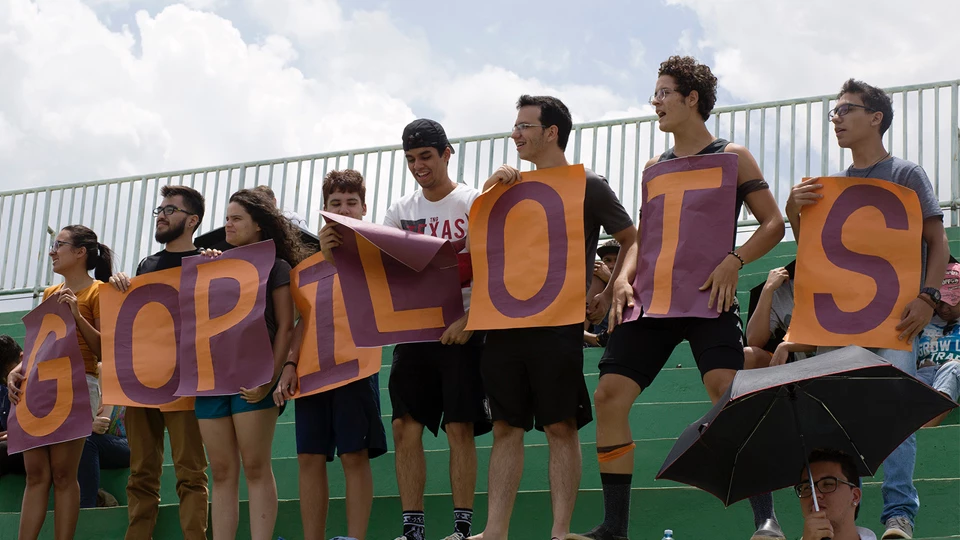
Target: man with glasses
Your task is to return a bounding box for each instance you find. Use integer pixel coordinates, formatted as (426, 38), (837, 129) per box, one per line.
(571, 57), (785, 540)
(108, 185), (210, 540)
(474, 95), (636, 540)
(796, 449), (875, 540)
(786, 79), (949, 540)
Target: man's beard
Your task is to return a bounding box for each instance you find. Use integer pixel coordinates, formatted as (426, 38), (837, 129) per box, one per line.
(155, 219), (187, 244)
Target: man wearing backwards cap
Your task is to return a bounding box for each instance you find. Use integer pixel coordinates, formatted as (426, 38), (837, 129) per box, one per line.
(383, 119), (491, 540)
(915, 262), (960, 427)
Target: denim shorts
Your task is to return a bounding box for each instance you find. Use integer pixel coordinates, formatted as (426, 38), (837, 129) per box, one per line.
(194, 391), (277, 420)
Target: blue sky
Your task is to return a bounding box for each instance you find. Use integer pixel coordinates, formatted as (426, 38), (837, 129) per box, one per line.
(1, 0), (957, 190)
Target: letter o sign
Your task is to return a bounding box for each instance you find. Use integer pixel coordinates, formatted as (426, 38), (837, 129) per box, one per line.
(486, 182), (568, 317)
(115, 283), (182, 404)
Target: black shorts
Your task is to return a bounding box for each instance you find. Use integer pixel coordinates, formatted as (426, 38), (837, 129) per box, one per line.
(481, 323), (592, 432)
(599, 303), (745, 390)
(294, 374), (388, 460)
(388, 333), (491, 437)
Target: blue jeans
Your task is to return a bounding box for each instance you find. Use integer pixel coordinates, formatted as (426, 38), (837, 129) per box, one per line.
(873, 346), (920, 526)
(78, 433), (131, 508)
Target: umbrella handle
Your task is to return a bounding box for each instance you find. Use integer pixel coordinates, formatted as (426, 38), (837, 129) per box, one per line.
(789, 386), (821, 514)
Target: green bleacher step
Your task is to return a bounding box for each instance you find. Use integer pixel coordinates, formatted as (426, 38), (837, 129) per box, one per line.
(1, 478), (955, 539)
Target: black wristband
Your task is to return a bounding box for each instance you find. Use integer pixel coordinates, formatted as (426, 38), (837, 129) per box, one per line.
(282, 361), (298, 371)
(727, 251), (745, 270)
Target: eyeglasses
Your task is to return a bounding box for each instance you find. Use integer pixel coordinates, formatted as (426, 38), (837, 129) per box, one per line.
(512, 123), (547, 133)
(153, 205), (194, 217)
(794, 476), (858, 498)
(49, 240), (73, 252)
(827, 103), (875, 121)
(649, 87), (677, 104)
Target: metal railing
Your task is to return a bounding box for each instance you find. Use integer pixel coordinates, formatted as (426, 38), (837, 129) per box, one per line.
(2, 79), (958, 305)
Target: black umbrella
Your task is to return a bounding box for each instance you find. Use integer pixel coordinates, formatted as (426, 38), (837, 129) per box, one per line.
(656, 346), (956, 509)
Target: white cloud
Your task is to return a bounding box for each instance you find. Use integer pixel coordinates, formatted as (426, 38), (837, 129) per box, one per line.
(0, 0), (645, 190)
(667, 0), (960, 102)
(0, 0), (416, 187)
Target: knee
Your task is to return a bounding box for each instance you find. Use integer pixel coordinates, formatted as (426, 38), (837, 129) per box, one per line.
(392, 416), (423, 447)
(50, 464), (78, 489)
(594, 379), (630, 413)
(445, 422), (474, 447)
(492, 421), (523, 442)
(24, 463), (51, 488)
(209, 458), (239, 485)
(339, 451), (369, 472)
(242, 458), (272, 482)
(743, 347), (771, 370)
(297, 454), (327, 476)
(703, 369), (737, 403)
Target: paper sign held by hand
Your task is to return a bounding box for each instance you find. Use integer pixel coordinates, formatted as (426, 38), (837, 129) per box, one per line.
(466, 164), (587, 330)
(176, 240), (277, 396)
(321, 212), (464, 346)
(624, 153), (738, 321)
(290, 251), (381, 397)
(787, 177), (922, 351)
(7, 299), (92, 454)
(100, 269), (194, 411)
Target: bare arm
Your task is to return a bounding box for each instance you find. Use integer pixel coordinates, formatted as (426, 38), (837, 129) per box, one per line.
(270, 285), (296, 380)
(921, 217), (950, 290)
(728, 144), (785, 265)
(784, 177), (824, 245)
(602, 225), (638, 295)
(745, 287), (776, 348)
(745, 268), (790, 347)
(77, 317), (102, 361)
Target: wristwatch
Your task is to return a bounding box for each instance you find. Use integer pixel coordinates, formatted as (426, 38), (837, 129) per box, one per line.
(920, 287), (941, 304)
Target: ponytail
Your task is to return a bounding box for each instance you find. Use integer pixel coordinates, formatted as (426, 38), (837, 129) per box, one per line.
(92, 243), (115, 282)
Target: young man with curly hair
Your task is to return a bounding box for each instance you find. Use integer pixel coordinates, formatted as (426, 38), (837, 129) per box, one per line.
(568, 56), (785, 540)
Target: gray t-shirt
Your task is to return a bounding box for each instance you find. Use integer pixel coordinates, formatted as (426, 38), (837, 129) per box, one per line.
(768, 281), (811, 361)
(835, 156), (942, 282)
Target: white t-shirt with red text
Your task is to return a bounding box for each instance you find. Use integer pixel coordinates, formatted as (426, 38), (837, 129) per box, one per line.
(383, 183), (479, 310)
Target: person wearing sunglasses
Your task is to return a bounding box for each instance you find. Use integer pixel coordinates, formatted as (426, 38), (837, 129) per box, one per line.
(786, 79), (949, 540)
(107, 185), (211, 540)
(6, 224), (114, 540)
(797, 448), (875, 540)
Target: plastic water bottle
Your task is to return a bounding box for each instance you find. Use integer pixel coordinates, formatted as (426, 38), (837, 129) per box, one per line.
(662, 530), (674, 539)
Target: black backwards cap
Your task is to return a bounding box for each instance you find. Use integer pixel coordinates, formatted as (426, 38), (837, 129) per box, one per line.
(402, 118), (455, 155)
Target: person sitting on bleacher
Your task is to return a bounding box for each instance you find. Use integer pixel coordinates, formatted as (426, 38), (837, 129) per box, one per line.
(0, 335), (25, 477)
(584, 240), (619, 348)
(796, 448), (875, 540)
(78, 403), (129, 508)
(916, 263), (960, 427)
(744, 266), (816, 369)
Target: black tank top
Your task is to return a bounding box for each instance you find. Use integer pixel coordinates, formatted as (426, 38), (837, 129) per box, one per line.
(658, 138), (769, 220)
